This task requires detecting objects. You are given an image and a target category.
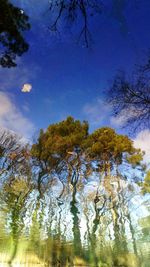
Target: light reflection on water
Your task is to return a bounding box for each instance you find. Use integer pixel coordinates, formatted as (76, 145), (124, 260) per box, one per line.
(0, 178), (150, 267)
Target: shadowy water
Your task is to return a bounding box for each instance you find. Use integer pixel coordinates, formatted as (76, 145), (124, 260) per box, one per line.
(0, 175), (150, 267)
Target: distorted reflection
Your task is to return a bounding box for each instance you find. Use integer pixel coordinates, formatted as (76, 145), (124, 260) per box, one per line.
(0, 169), (150, 267)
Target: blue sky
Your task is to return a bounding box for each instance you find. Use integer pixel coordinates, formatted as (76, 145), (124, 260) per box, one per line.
(0, 0), (150, 159)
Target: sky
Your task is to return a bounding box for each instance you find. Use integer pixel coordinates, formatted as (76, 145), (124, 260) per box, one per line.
(0, 0), (150, 160)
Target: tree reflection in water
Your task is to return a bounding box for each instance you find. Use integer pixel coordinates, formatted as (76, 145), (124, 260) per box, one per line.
(0, 120), (150, 267)
(0, 174), (150, 267)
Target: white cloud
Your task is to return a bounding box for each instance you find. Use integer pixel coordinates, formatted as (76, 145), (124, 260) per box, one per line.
(134, 129), (150, 163)
(110, 109), (128, 127)
(21, 83), (32, 93)
(110, 107), (144, 128)
(82, 98), (112, 126)
(0, 92), (35, 138)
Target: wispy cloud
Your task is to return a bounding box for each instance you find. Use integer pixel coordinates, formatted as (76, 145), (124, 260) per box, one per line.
(0, 92), (35, 138)
(82, 98), (112, 127)
(110, 107), (142, 128)
(22, 103), (30, 113)
(134, 129), (150, 163)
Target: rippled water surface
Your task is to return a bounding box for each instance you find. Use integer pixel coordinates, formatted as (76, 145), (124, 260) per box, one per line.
(0, 176), (150, 267)
(0, 1), (150, 267)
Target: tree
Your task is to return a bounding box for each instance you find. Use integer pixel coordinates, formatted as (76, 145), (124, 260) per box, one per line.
(31, 119), (144, 198)
(0, 0), (30, 67)
(48, 0), (103, 47)
(2, 176), (32, 265)
(0, 130), (32, 265)
(0, 129), (31, 182)
(0, 118), (148, 265)
(31, 116), (89, 197)
(84, 127), (143, 175)
(84, 127), (144, 263)
(31, 116), (89, 261)
(48, 1), (140, 47)
(107, 58), (150, 131)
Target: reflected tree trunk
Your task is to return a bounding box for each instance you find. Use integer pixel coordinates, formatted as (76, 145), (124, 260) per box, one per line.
(127, 212), (138, 256)
(70, 173), (82, 257)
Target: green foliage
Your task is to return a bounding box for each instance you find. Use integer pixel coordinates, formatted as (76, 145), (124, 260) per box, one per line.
(0, 0), (30, 67)
(84, 127), (142, 172)
(0, 117), (148, 266)
(127, 150), (144, 167)
(0, 145), (4, 157)
(31, 118), (144, 182)
(3, 177), (29, 202)
(141, 170), (150, 194)
(31, 116), (89, 172)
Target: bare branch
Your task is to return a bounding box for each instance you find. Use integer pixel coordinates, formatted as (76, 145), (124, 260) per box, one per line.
(48, 0), (103, 47)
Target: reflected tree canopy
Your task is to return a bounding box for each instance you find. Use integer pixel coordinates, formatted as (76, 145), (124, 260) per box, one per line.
(0, 0), (30, 67)
(0, 1), (150, 267)
(0, 118), (149, 266)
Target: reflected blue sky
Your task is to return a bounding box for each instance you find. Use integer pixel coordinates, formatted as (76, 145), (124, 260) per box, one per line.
(0, 0), (150, 139)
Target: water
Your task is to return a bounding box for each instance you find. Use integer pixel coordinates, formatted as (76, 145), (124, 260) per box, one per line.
(0, 176), (150, 267)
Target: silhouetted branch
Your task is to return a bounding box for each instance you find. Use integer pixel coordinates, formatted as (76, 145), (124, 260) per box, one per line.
(107, 58), (150, 132)
(0, 0), (30, 67)
(48, 0), (102, 47)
